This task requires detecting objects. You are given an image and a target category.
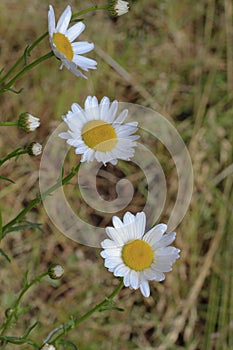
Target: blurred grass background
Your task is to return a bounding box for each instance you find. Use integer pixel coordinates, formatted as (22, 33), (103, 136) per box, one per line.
(0, 0), (233, 349)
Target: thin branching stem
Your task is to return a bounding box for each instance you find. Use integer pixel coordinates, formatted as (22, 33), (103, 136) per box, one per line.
(72, 5), (109, 18)
(0, 31), (48, 85)
(0, 272), (48, 335)
(1, 163), (81, 239)
(0, 51), (54, 94)
(0, 148), (28, 167)
(42, 278), (124, 345)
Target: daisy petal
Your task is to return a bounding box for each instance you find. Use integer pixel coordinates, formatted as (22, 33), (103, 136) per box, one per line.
(114, 109), (128, 124)
(67, 22), (85, 41)
(129, 270), (140, 289)
(143, 224), (167, 244)
(123, 271), (131, 287)
(135, 212), (146, 238)
(58, 132), (70, 139)
(105, 227), (124, 245)
(48, 5), (56, 36)
(104, 257), (122, 270)
(114, 264), (130, 277)
(73, 55), (97, 71)
(71, 103), (83, 113)
(101, 239), (117, 249)
(100, 248), (121, 258)
(56, 5), (72, 33)
(140, 281), (150, 297)
(112, 216), (124, 228)
(108, 100), (118, 123)
(153, 232), (176, 249)
(72, 41), (94, 54)
(122, 212), (138, 239)
(99, 98), (110, 120)
(62, 60), (87, 78)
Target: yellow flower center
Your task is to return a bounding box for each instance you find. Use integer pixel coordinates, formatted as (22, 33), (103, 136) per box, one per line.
(82, 120), (117, 152)
(53, 32), (74, 60)
(122, 240), (154, 271)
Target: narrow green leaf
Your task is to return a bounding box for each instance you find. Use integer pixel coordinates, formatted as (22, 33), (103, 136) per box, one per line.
(23, 321), (38, 337)
(0, 209), (2, 239)
(8, 87), (24, 94)
(0, 175), (15, 183)
(23, 270), (29, 287)
(4, 221), (44, 235)
(0, 248), (11, 262)
(59, 339), (78, 349)
(23, 45), (29, 66)
(99, 305), (124, 312)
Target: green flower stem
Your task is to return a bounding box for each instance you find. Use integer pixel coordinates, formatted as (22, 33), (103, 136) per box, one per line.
(73, 278), (124, 326)
(1, 163), (81, 239)
(0, 32), (49, 85)
(0, 121), (18, 127)
(0, 148), (27, 167)
(0, 56), (24, 85)
(27, 31), (48, 56)
(0, 272), (48, 336)
(72, 5), (109, 18)
(0, 51), (54, 94)
(43, 278), (124, 345)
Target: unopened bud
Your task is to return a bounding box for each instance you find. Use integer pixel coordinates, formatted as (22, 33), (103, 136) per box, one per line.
(27, 142), (42, 156)
(40, 344), (56, 350)
(48, 264), (64, 280)
(18, 113), (40, 132)
(108, 0), (129, 17)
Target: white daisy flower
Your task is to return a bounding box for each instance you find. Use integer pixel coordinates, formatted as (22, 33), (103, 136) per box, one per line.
(59, 96), (139, 165)
(108, 0), (129, 17)
(100, 212), (180, 297)
(48, 5), (97, 79)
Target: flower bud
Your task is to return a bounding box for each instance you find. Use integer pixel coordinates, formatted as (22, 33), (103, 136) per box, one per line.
(48, 264), (64, 280)
(108, 0), (129, 17)
(27, 142), (42, 156)
(40, 344), (56, 350)
(18, 113), (40, 132)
